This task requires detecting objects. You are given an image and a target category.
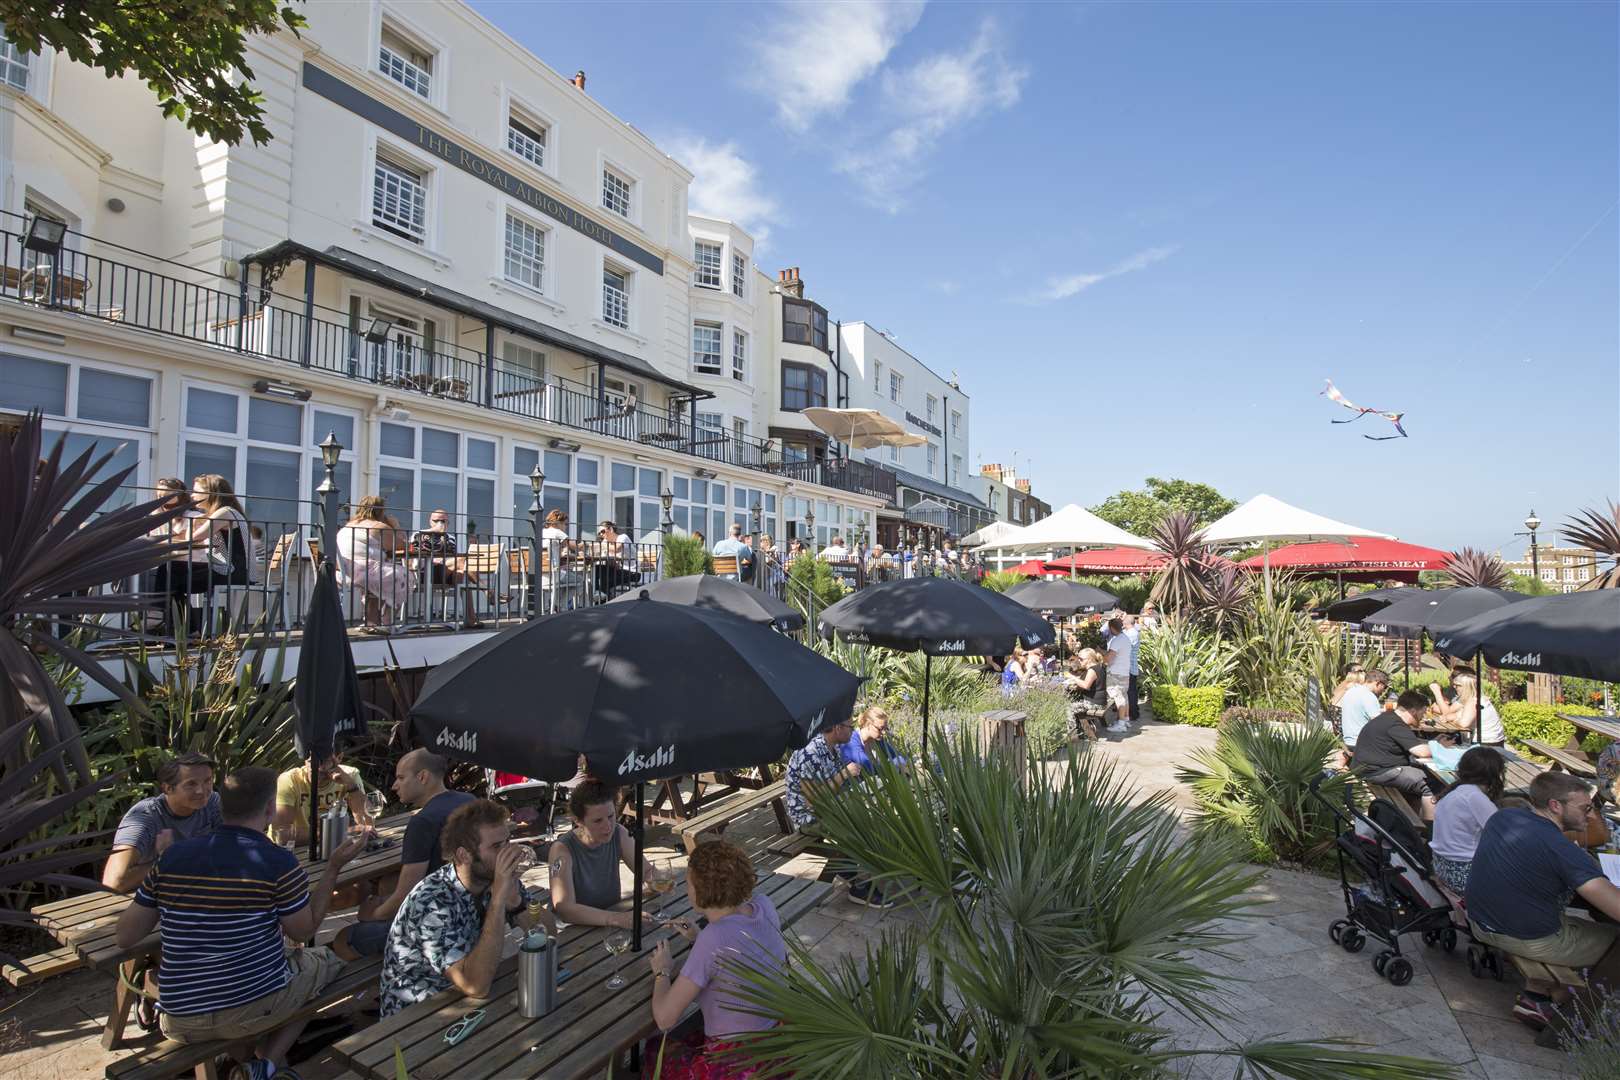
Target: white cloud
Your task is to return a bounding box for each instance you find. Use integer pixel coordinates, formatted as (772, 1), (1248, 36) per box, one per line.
(666, 136), (780, 247)
(751, 0), (926, 132)
(1038, 246), (1178, 302)
(837, 19), (1027, 212)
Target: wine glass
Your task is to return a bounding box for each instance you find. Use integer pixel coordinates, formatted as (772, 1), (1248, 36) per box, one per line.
(548, 858), (569, 933)
(364, 789), (388, 825)
(604, 930), (633, 989)
(649, 866), (675, 919)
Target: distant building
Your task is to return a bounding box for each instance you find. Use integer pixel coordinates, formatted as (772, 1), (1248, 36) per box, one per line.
(972, 463), (1050, 526)
(1500, 544), (1598, 593)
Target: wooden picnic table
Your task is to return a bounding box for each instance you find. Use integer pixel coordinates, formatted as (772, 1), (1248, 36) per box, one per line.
(1419, 750), (1543, 794)
(27, 813), (412, 1050)
(1560, 712), (1620, 743)
(331, 869), (829, 1080)
(642, 763), (784, 828)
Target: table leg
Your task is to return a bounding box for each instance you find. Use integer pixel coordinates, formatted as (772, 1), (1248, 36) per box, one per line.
(101, 962), (136, 1050)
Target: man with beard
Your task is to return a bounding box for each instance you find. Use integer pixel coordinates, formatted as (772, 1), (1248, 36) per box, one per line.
(378, 799), (549, 1016)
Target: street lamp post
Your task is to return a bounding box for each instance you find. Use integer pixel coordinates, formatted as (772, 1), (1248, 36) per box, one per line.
(528, 463), (545, 618)
(804, 505), (816, 549)
(315, 432), (343, 568)
(659, 488), (674, 581)
(1514, 510), (1542, 585)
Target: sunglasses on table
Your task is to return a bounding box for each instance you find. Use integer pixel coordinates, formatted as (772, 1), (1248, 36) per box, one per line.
(444, 1008), (486, 1046)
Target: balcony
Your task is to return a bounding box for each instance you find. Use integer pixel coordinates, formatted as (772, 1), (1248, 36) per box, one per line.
(0, 214), (890, 496)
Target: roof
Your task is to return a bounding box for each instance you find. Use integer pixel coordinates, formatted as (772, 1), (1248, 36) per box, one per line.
(890, 466), (989, 511)
(243, 240), (704, 398)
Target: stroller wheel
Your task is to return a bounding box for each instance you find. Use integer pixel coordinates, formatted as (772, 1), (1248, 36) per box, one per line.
(1386, 957), (1414, 986)
(1441, 927), (1458, 953)
(1421, 930), (1438, 948)
(1329, 920), (1347, 944)
(1486, 950), (1505, 981)
(1373, 950), (1390, 975)
(1341, 927), (1365, 953)
(1467, 945), (1485, 978)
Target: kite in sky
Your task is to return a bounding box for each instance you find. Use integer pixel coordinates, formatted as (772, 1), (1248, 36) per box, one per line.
(1320, 379), (1408, 440)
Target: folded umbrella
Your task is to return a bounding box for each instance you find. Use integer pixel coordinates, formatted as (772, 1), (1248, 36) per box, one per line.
(294, 562), (366, 859)
(607, 577), (803, 631)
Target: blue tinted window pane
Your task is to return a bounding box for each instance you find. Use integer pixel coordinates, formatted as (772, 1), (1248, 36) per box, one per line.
(468, 438), (496, 471)
(576, 457), (599, 487)
(244, 446), (301, 530)
(513, 446), (539, 475)
(712, 484), (726, 506)
(420, 468), (458, 525)
(765, 494), (776, 513)
(380, 423), (415, 459)
(638, 468), (660, 497)
(77, 367), (151, 426)
(544, 451), (571, 484)
(422, 428), (458, 467)
(611, 463), (635, 491)
(248, 397), (301, 445)
(734, 486), (747, 509)
(466, 478), (494, 534)
(48, 429), (139, 507)
(672, 476), (688, 500)
(378, 465), (415, 521)
(673, 506), (688, 531)
(186, 387), (238, 433)
(639, 501), (658, 536)
(183, 439), (236, 484)
(542, 484), (569, 515)
(0, 354), (68, 415)
(712, 510), (726, 538)
(576, 493), (597, 532)
(690, 479), (706, 504)
(312, 410), (355, 450)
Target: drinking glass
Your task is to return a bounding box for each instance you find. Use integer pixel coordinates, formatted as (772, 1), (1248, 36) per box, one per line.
(510, 844), (538, 875)
(549, 858), (569, 933)
(364, 789), (388, 824)
(604, 930), (633, 989)
(649, 867), (675, 919)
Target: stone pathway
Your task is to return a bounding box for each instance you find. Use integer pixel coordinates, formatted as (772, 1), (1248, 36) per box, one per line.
(0, 721), (1580, 1078)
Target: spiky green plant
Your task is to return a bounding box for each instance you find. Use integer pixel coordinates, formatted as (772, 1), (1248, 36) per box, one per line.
(887, 652), (991, 714)
(1148, 510), (1213, 617)
(723, 737), (1453, 1079)
(1178, 720), (1350, 865)
(1138, 617), (1235, 688)
(1561, 500), (1619, 591)
(1201, 563), (1251, 633)
(661, 533), (713, 577)
(1442, 547), (1511, 589)
(979, 569), (1026, 593)
(1231, 579), (1328, 709)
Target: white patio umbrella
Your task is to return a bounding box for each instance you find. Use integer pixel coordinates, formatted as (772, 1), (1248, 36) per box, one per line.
(996, 503), (1155, 579)
(960, 520), (1023, 549)
(800, 407), (928, 449)
(1201, 494), (1394, 602)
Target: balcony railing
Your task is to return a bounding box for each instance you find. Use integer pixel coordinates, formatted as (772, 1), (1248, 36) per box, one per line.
(0, 213), (895, 500)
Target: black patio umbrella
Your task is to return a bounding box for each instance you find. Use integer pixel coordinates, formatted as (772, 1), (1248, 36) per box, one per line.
(294, 562), (366, 860)
(1360, 586), (1521, 640)
(412, 596), (862, 950)
(1435, 591), (1620, 684)
(1004, 579), (1119, 617)
(818, 577), (1055, 760)
(607, 576), (804, 631)
(1319, 586), (1417, 624)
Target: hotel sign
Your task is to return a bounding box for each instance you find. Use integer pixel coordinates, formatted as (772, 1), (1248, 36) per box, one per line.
(905, 411), (942, 437)
(302, 63), (665, 275)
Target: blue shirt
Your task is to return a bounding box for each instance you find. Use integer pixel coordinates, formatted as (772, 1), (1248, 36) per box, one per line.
(713, 537), (752, 561)
(1338, 684), (1381, 747)
(1124, 627), (1141, 676)
(1466, 807), (1601, 940)
(134, 826), (308, 1016)
(841, 730), (906, 773)
(784, 734), (844, 829)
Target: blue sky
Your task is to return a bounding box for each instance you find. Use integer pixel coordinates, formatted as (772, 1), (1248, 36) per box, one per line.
(472, 0), (1618, 552)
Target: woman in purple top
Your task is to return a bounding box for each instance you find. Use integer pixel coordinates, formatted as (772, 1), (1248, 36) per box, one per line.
(649, 841), (786, 1079)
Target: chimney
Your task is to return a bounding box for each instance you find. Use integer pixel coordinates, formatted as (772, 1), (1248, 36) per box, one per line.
(980, 463), (1003, 481)
(777, 266), (804, 299)
(1015, 479), (1031, 494)
(571, 70), (587, 90)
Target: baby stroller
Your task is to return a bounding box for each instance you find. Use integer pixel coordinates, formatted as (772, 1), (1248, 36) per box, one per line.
(1310, 774), (1456, 987)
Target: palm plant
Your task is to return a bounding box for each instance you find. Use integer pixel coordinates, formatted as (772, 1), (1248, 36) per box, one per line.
(1231, 579), (1327, 708)
(1138, 618), (1235, 688)
(1562, 500), (1620, 590)
(1201, 563), (1251, 633)
(1442, 547), (1511, 589)
(727, 738), (1451, 1078)
(1178, 720), (1351, 865)
(979, 569), (1026, 593)
(887, 652), (991, 714)
(1, 410), (181, 786)
(1148, 510), (1213, 617)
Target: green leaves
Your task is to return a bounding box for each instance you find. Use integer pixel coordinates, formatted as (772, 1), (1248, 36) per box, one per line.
(0, 1), (306, 146)
(1090, 477), (1237, 536)
(661, 533), (712, 577)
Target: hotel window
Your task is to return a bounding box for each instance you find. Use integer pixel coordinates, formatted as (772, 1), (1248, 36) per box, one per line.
(950, 410), (961, 438)
(889, 371), (903, 403)
(781, 362), (827, 412)
(693, 240), (722, 288)
(602, 265), (630, 328)
(782, 297), (828, 350)
(733, 417), (748, 442)
(888, 444), (898, 463)
(927, 443), (938, 476)
(0, 26), (28, 91)
(378, 24), (433, 99)
(731, 252), (747, 297)
(872, 360), (882, 392)
(601, 167), (633, 218)
(951, 454), (963, 487)
(692, 321), (723, 375)
(515, 446), (600, 537)
(926, 394), (937, 424)
(372, 154), (427, 242)
(503, 213), (546, 291)
(506, 113), (548, 169)
(731, 330), (747, 382)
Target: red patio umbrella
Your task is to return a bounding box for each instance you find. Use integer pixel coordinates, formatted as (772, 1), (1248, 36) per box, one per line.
(1044, 547), (1167, 575)
(1237, 538), (1450, 581)
(1005, 559), (1055, 577)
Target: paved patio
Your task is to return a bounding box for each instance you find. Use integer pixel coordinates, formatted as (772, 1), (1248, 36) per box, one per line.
(0, 718), (1579, 1078)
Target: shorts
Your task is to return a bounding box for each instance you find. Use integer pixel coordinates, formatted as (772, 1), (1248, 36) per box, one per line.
(160, 945), (343, 1042)
(345, 917), (392, 957)
(1105, 677), (1129, 712)
(1430, 853), (1472, 896)
(1359, 765), (1433, 798)
(1471, 914), (1618, 972)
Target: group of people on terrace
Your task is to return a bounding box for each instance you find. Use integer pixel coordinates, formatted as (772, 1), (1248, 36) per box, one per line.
(708, 524), (980, 588)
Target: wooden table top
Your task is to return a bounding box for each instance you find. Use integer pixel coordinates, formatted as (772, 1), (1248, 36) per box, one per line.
(332, 870), (829, 1080)
(1421, 752), (1543, 794)
(1560, 713), (1620, 742)
(29, 815), (411, 969)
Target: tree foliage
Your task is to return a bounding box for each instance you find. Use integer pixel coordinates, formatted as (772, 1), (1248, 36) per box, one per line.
(1089, 477), (1237, 535)
(0, 1), (306, 146)
(661, 533), (712, 578)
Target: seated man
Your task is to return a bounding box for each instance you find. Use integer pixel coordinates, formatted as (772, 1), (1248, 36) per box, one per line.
(818, 534), (849, 562)
(711, 523), (754, 582)
(103, 751), (221, 894)
(116, 767), (371, 1080)
(1338, 668), (1389, 749)
(784, 717), (891, 909)
(333, 749), (475, 960)
(272, 752), (368, 844)
(379, 799), (549, 1016)
(1467, 773), (1620, 1032)
(1350, 689), (1439, 819)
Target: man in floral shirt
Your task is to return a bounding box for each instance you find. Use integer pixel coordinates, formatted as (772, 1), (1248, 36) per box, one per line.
(379, 799), (548, 1017)
(784, 717), (892, 908)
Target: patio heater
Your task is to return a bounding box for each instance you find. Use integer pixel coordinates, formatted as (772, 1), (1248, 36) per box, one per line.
(528, 462), (545, 618)
(316, 432), (343, 566)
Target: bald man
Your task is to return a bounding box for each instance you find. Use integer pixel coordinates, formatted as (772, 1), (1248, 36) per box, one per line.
(334, 749), (475, 959)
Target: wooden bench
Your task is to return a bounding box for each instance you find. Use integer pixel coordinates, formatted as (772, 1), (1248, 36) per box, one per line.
(670, 778), (788, 853)
(1, 944), (81, 987)
(1365, 783), (1426, 830)
(1522, 738), (1597, 777)
(105, 955), (383, 1080)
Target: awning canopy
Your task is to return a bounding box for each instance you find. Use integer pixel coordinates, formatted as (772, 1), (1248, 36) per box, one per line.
(1237, 538), (1451, 577)
(1044, 547), (1168, 575)
(996, 504), (1155, 552)
(800, 407), (928, 449)
(960, 520), (1024, 548)
(1202, 494), (1393, 546)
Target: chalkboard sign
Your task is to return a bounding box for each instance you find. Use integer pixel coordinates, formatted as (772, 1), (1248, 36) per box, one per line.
(1305, 676), (1325, 730)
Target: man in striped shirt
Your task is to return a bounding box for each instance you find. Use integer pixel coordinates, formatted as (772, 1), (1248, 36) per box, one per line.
(117, 766), (371, 1080)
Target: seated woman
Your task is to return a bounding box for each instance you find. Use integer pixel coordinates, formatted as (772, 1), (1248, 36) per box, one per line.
(548, 779), (657, 929)
(842, 706), (907, 773)
(649, 840), (788, 1080)
(1063, 649), (1108, 741)
(336, 495), (410, 630)
(1427, 673), (1506, 746)
(1429, 746), (1505, 895)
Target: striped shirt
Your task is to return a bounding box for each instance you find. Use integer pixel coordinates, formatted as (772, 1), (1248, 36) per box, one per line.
(134, 826), (309, 1016)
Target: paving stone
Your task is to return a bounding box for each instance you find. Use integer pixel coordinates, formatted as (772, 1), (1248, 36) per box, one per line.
(1451, 1008), (1578, 1073)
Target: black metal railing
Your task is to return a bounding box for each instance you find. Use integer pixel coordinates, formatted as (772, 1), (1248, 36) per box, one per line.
(0, 213), (894, 497)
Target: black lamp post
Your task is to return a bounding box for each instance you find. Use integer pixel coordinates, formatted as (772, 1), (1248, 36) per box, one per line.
(804, 505), (816, 549)
(1525, 510), (1541, 583)
(528, 462), (545, 618)
(316, 432), (343, 565)
(660, 488), (675, 533)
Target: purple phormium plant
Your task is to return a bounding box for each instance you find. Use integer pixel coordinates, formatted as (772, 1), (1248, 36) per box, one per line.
(1148, 510), (1214, 618)
(1561, 500), (1619, 591)
(1442, 547), (1512, 590)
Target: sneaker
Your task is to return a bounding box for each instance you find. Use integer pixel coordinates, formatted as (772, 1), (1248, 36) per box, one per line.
(1106, 721), (1130, 734)
(1512, 992), (1560, 1031)
(848, 882), (896, 910)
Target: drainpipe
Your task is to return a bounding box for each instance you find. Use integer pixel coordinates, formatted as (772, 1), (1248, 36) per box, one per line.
(236, 258), (249, 353)
(483, 323), (495, 408)
(300, 258), (315, 368)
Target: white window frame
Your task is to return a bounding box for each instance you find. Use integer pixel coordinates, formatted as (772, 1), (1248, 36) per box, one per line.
(731, 329), (747, 383)
(730, 251), (747, 298)
(951, 409), (962, 438)
(372, 7), (448, 111)
(371, 153), (428, 244)
(890, 371), (903, 403)
(359, 135), (445, 262)
(926, 442), (938, 477)
(873, 359), (882, 393)
(693, 239), (723, 289)
(0, 29), (29, 92)
(926, 394), (937, 424)
(501, 209), (549, 295)
(498, 86), (560, 180)
(377, 418), (497, 531)
(600, 260), (634, 333)
(691, 321), (723, 376)
(599, 156), (638, 223)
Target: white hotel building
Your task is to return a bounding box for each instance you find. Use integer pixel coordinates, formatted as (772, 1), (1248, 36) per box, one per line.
(0, 1), (884, 571)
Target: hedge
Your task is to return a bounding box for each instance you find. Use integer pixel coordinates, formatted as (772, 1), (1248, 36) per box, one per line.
(1151, 684), (1226, 728)
(1500, 703), (1599, 757)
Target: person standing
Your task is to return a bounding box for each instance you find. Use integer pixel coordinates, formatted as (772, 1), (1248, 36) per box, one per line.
(712, 523), (754, 582)
(1102, 617), (1133, 734)
(1122, 615), (1142, 723)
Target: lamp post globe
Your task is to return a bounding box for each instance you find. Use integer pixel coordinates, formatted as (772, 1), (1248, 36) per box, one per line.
(1525, 510), (1541, 581)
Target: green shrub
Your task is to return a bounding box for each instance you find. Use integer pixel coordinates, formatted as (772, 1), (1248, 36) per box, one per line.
(662, 532), (713, 577)
(1219, 706), (1304, 727)
(1500, 702), (1598, 756)
(1151, 684), (1226, 727)
(786, 555), (846, 624)
(1139, 618), (1234, 688)
(979, 570), (1025, 593)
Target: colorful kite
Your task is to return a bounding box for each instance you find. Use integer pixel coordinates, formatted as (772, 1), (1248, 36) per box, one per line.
(1320, 379), (1408, 440)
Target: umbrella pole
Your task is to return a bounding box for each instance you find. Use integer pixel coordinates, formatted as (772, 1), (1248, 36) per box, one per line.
(632, 781), (645, 953)
(921, 654), (933, 763)
(1474, 652), (1483, 745)
(1264, 545), (1273, 607)
(307, 751), (318, 863)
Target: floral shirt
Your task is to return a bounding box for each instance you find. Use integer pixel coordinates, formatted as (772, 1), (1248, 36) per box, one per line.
(784, 734), (845, 829)
(379, 863), (537, 1017)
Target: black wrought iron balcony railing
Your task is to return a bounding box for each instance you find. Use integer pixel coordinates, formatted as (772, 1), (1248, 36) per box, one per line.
(0, 214), (896, 499)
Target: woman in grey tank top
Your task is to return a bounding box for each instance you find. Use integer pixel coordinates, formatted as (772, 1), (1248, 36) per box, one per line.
(548, 779), (656, 930)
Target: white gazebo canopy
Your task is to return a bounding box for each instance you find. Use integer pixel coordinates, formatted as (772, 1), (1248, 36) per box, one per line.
(960, 520), (1024, 549)
(1202, 494), (1394, 600)
(998, 504), (1156, 553)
